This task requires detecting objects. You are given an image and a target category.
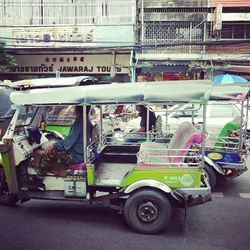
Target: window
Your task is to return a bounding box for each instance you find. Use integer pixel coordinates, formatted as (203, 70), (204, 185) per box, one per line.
(220, 22), (250, 40)
(144, 21), (204, 42)
(246, 24), (250, 39)
(221, 24), (233, 39)
(234, 24), (244, 39)
(46, 106), (75, 126)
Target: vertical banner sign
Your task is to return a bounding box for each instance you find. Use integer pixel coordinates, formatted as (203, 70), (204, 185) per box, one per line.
(213, 4), (223, 32)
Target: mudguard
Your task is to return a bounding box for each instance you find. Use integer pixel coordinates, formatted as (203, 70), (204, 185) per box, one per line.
(124, 179), (172, 194)
(204, 156), (224, 175)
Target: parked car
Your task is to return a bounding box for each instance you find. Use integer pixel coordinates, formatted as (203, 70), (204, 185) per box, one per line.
(158, 102), (247, 133)
(121, 102), (246, 134)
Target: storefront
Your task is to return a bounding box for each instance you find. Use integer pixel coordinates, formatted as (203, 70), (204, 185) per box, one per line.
(0, 24), (134, 82)
(135, 60), (203, 82)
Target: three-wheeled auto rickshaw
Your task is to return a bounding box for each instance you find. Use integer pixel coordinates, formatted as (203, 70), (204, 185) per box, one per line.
(203, 84), (249, 189)
(150, 84), (250, 189)
(0, 80), (212, 234)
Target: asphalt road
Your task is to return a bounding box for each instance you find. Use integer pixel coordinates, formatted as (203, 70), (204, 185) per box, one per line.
(0, 171), (249, 250)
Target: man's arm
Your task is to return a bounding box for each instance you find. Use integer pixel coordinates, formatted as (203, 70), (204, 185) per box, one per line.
(135, 126), (146, 133)
(52, 118), (81, 151)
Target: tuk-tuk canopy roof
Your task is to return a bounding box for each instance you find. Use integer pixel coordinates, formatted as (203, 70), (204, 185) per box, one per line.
(210, 84), (250, 101)
(10, 80), (213, 105)
(5, 76), (98, 89)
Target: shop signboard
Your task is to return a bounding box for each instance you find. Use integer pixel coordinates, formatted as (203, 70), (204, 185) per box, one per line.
(9, 54), (130, 75)
(9, 25), (134, 48)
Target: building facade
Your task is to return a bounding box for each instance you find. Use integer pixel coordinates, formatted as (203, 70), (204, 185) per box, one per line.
(1, 0), (250, 82)
(207, 0), (250, 78)
(135, 0), (250, 81)
(0, 0), (137, 82)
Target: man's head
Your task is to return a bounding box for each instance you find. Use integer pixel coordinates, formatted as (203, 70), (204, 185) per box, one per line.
(136, 105), (146, 112)
(75, 106), (91, 118)
(75, 106), (83, 117)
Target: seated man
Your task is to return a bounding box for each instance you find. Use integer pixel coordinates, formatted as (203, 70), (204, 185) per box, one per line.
(136, 105), (156, 133)
(125, 105), (156, 143)
(33, 106), (92, 178)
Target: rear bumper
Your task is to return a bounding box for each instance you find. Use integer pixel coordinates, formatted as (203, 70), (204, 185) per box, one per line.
(176, 186), (211, 196)
(186, 194), (212, 207)
(174, 175), (212, 207)
(220, 162), (247, 170)
(222, 166), (248, 181)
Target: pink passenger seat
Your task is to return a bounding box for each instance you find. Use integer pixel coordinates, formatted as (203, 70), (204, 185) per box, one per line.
(137, 121), (203, 167)
(67, 162), (87, 170)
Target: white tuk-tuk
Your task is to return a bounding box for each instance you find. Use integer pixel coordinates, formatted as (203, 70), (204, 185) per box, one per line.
(0, 79), (212, 234)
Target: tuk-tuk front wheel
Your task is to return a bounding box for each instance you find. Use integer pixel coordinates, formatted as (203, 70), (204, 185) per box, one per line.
(124, 188), (172, 234)
(0, 168), (20, 206)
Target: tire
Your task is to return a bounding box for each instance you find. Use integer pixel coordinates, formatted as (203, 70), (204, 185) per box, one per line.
(124, 189), (172, 234)
(0, 168), (20, 206)
(204, 164), (217, 190)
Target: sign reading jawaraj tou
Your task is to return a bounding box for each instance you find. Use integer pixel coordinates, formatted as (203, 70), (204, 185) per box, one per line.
(10, 54), (130, 74)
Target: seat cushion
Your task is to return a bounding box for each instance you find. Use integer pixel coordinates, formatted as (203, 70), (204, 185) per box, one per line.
(68, 162), (86, 170)
(137, 141), (171, 167)
(214, 119), (239, 150)
(137, 121), (202, 167)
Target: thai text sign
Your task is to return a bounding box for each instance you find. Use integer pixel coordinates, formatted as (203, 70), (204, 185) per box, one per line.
(10, 54), (130, 75)
(12, 27), (95, 46)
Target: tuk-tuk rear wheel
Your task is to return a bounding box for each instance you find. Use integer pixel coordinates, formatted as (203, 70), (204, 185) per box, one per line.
(204, 164), (217, 190)
(0, 168), (20, 206)
(124, 188), (172, 234)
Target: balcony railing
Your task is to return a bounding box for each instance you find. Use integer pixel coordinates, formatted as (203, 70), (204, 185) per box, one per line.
(142, 21), (205, 54)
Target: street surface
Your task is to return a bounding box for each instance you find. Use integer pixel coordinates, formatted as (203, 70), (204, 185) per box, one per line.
(0, 166), (249, 250)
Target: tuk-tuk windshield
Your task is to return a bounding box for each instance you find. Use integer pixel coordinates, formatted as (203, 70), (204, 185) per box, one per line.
(45, 106), (75, 126)
(15, 106), (38, 126)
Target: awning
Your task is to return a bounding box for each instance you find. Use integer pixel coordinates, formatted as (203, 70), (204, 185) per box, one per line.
(136, 61), (196, 73)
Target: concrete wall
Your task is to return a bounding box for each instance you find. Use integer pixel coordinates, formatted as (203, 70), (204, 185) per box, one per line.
(207, 42), (250, 54)
(210, 0), (250, 7)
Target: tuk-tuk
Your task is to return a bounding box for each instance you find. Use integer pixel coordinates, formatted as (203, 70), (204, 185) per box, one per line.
(0, 80), (212, 234)
(151, 84), (250, 189)
(203, 84), (249, 189)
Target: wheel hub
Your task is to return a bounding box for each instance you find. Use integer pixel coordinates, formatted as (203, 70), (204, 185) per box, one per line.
(137, 201), (159, 223)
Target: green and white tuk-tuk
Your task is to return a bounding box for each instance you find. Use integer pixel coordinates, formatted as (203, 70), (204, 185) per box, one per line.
(0, 80), (212, 234)
(203, 84), (249, 188)
(152, 84), (250, 189)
